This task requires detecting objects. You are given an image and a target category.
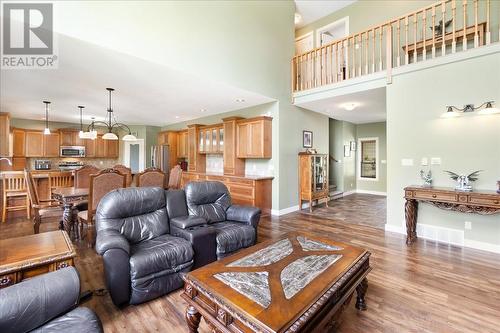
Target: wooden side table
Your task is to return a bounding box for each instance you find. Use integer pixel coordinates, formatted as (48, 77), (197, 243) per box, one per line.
(0, 230), (76, 288)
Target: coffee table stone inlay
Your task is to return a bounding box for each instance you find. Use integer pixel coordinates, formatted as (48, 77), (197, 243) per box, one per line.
(297, 236), (343, 251)
(214, 271), (271, 308)
(281, 254), (342, 299)
(227, 239), (293, 267)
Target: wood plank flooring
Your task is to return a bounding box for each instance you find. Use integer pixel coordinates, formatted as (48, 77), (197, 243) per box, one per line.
(1, 208), (500, 333)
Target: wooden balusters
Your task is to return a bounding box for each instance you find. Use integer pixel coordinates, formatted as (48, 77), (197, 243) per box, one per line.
(352, 36), (356, 78)
(413, 13), (418, 63)
(379, 26), (383, 71)
(334, 42), (338, 83)
(432, 6), (436, 57)
(365, 31), (369, 74)
(474, 0), (479, 48)
(386, 24), (392, 83)
(371, 28), (375, 73)
(463, 0), (467, 50)
(486, 0), (490, 44)
(441, 1), (446, 56)
(422, 9), (427, 60)
(405, 16), (409, 64)
(451, 0), (456, 53)
(396, 20), (401, 67)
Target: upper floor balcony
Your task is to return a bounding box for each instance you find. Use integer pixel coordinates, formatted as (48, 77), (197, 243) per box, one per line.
(292, 0), (499, 97)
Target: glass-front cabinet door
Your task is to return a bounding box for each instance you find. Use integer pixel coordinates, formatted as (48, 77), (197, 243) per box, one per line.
(205, 130), (211, 152)
(199, 130), (204, 152)
(311, 155), (327, 193)
(212, 129), (217, 153)
(219, 128), (224, 153)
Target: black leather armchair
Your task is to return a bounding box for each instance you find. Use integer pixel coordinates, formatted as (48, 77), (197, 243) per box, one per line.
(182, 181), (261, 259)
(95, 187), (194, 306)
(0, 267), (102, 333)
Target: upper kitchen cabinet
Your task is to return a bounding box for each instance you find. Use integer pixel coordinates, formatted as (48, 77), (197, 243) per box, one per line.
(60, 129), (84, 146)
(12, 128), (26, 157)
(0, 113), (10, 157)
(177, 130), (188, 158)
(25, 131), (44, 157)
(199, 125), (223, 154)
(43, 133), (60, 157)
(106, 139), (119, 158)
(236, 116), (272, 159)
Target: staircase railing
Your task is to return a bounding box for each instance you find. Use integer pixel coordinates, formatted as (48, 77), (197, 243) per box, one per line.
(292, 0), (496, 93)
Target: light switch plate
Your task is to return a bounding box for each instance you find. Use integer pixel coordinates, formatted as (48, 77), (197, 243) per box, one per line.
(401, 158), (414, 166)
(431, 157), (441, 165)
(421, 157), (428, 166)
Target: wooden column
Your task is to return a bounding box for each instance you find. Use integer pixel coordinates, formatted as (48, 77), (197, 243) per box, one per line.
(187, 124), (205, 173)
(222, 117), (245, 176)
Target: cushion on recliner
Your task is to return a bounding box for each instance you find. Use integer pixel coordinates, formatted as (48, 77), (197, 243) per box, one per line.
(129, 234), (194, 280)
(165, 189), (189, 218)
(31, 307), (103, 333)
(185, 182), (231, 223)
(211, 221), (255, 256)
(96, 187), (169, 244)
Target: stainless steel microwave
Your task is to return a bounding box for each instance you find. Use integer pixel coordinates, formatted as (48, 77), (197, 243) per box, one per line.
(60, 146), (85, 157)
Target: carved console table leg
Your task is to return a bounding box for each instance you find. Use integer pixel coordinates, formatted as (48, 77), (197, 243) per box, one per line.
(62, 203), (74, 239)
(405, 199), (418, 245)
(355, 278), (368, 311)
(185, 305), (202, 333)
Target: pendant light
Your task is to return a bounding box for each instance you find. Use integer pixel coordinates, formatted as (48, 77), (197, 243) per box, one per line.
(86, 88), (137, 141)
(43, 101), (51, 135)
(78, 105), (89, 138)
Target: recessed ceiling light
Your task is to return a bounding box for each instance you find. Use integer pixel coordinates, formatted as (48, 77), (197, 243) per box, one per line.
(175, 116), (180, 119)
(236, 98), (245, 103)
(342, 103), (358, 111)
(200, 108), (206, 112)
(294, 13), (302, 25)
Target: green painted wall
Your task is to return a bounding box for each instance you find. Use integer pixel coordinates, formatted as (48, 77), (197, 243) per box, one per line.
(328, 118), (356, 193)
(386, 52), (500, 246)
(356, 122), (387, 193)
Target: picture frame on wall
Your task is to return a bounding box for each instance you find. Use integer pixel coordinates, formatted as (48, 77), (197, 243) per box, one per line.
(303, 130), (313, 148)
(344, 145), (351, 157)
(350, 141), (356, 151)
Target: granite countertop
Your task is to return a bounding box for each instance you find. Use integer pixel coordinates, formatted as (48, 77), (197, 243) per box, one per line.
(184, 171), (274, 181)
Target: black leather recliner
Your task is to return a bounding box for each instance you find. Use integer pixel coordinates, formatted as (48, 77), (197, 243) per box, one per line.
(0, 267), (103, 333)
(95, 187), (194, 306)
(177, 181), (261, 259)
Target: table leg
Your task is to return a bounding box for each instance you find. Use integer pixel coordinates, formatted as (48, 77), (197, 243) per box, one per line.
(405, 199), (418, 245)
(62, 203), (74, 239)
(355, 278), (368, 311)
(185, 305), (201, 333)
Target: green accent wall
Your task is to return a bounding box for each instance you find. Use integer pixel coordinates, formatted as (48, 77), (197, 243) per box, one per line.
(386, 51), (500, 246)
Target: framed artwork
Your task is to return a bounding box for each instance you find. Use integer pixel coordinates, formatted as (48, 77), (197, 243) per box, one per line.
(344, 145), (351, 157)
(350, 141), (356, 151)
(303, 130), (313, 148)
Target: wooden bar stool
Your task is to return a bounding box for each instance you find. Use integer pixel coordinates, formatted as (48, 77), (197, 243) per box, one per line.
(2, 171), (30, 223)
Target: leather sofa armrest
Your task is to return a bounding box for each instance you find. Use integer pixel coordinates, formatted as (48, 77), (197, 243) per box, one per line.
(171, 225), (217, 269)
(95, 229), (130, 256)
(226, 205), (261, 229)
(0, 267), (80, 333)
(170, 216), (207, 229)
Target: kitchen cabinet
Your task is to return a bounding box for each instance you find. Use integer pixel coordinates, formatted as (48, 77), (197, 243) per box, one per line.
(85, 138), (95, 157)
(199, 125), (223, 154)
(106, 139), (119, 158)
(222, 117), (245, 176)
(60, 130), (84, 147)
(95, 135), (106, 157)
(25, 131), (44, 157)
(0, 113), (10, 157)
(236, 117), (272, 158)
(177, 130), (188, 158)
(157, 131), (178, 171)
(12, 128), (25, 157)
(187, 124), (205, 173)
(43, 133), (60, 157)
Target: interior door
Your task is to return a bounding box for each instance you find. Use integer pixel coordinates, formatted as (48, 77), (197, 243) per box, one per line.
(295, 34), (313, 55)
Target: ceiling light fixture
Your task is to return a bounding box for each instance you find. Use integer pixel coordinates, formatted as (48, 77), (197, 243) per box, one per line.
(342, 103), (358, 111)
(87, 88), (137, 141)
(236, 98), (245, 103)
(42, 101), (51, 135)
(442, 101), (498, 118)
(200, 108), (206, 113)
(77, 105), (91, 139)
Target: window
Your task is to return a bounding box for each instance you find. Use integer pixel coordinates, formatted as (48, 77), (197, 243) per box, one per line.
(358, 138), (378, 180)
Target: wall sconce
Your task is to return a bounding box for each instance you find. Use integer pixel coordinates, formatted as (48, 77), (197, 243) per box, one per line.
(442, 101), (499, 118)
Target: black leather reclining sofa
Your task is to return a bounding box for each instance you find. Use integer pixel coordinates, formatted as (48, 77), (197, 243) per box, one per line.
(95, 181), (261, 306)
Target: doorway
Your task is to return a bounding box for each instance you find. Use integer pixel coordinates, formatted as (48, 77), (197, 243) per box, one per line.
(123, 139), (145, 173)
(316, 17), (349, 47)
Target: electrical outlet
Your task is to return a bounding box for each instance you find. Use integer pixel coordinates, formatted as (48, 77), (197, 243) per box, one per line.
(464, 221), (472, 230)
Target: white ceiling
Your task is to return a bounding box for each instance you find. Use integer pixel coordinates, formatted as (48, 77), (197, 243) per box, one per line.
(296, 87), (386, 124)
(0, 33), (274, 126)
(295, 0), (356, 29)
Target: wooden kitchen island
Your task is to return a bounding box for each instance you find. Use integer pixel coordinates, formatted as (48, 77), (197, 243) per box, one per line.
(181, 172), (273, 216)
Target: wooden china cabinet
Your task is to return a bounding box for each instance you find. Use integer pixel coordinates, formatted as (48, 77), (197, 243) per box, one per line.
(298, 152), (329, 212)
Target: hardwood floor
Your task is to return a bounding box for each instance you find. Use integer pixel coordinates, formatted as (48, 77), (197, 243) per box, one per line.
(1, 211), (500, 333)
(300, 193), (387, 229)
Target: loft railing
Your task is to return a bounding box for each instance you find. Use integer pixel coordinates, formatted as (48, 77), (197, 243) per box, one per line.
(292, 0), (496, 93)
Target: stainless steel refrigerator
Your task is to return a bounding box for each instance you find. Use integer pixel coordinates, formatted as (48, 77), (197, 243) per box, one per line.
(151, 145), (170, 173)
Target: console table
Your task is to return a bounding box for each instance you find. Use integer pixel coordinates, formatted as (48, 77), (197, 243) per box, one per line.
(404, 186), (500, 245)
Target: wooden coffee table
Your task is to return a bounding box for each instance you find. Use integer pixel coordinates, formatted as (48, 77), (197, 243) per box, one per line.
(0, 230), (76, 289)
(181, 231), (371, 333)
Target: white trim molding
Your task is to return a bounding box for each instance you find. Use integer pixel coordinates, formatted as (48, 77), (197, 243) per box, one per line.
(315, 16), (349, 48)
(356, 189), (387, 196)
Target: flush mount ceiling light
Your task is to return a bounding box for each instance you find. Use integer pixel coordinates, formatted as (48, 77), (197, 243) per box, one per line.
(87, 88), (137, 141)
(342, 103), (358, 111)
(294, 13), (302, 25)
(442, 101), (498, 118)
(235, 98), (246, 103)
(200, 108), (207, 113)
(42, 101), (51, 135)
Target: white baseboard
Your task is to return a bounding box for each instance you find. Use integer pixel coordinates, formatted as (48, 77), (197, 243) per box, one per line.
(385, 221), (500, 254)
(355, 189), (387, 196)
(342, 190), (356, 197)
(271, 198), (329, 216)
